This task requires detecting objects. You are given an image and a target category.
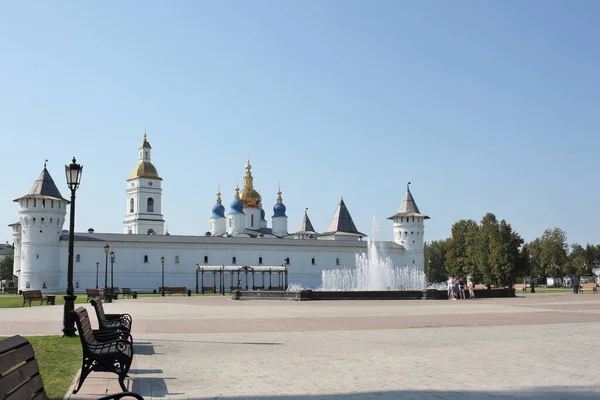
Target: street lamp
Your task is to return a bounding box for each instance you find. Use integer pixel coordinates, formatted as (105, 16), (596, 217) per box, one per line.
(529, 254), (535, 294)
(196, 264), (200, 294)
(95, 262), (99, 289)
(160, 256), (165, 296)
(62, 157), (82, 337)
(104, 244), (110, 301)
(110, 251), (115, 300)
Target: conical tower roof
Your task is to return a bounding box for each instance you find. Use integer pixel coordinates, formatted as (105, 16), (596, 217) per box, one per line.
(388, 182), (429, 219)
(322, 198), (366, 237)
(14, 164), (67, 202)
(295, 209), (317, 235)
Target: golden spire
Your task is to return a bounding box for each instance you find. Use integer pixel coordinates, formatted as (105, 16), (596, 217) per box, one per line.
(277, 181), (283, 204)
(243, 159), (253, 189)
(234, 183), (240, 200)
(240, 158), (261, 208)
(216, 185), (222, 205)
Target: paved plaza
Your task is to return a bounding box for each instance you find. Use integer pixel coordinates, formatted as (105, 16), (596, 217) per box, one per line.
(1, 293), (599, 399)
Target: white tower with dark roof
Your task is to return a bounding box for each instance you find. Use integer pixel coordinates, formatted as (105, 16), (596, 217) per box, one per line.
(124, 134), (165, 235)
(388, 182), (429, 267)
(14, 162), (68, 292)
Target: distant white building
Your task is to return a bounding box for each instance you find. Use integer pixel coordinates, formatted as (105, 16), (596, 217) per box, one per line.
(8, 135), (429, 292)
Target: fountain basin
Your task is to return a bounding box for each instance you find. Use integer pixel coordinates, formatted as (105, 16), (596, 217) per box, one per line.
(232, 288), (516, 301)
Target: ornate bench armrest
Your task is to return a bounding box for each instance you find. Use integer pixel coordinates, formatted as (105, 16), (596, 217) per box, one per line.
(93, 330), (134, 344)
(105, 313), (133, 324)
(97, 392), (145, 400)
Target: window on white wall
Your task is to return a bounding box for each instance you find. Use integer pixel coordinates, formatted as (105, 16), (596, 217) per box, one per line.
(144, 255), (149, 263)
(76, 254), (81, 262)
(232, 257), (237, 264)
(336, 258), (340, 265)
(311, 258), (315, 265)
(175, 256), (180, 264)
(130, 198), (134, 213)
(258, 257), (263, 265)
(204, 256), (208, 264)
(147, 198), (154, 213)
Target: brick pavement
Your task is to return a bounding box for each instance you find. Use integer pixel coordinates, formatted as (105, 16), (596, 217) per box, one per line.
(1, 293), (599, 399)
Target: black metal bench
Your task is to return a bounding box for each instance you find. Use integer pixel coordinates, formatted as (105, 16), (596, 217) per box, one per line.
(72, 307), (135, 393)
(87, 288), (105, 302)
(22, 290), (49, 307)
(122, 288), (132, 298)
(91, 297), (132, 332)
(0, 334), (143, 400)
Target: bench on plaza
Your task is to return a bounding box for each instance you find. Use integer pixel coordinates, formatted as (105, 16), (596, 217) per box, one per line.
(474, 284), (487, 290)
(253, 285), (265, 290)
(514, 283), (527, 293)
(86, 288), (105, 302)
(270, 286), (285, 291)
(122, 287), (132, 298)
(71, 307), (135, 394)
(0, 335), (143, 400)
(91, 297), (132, 332)
(4, 286), (17, 294)
(165, 286), (187, 295)
(22, 290), (50, 307)
(580, 283), (598, 293)
(112, 287), (121, 298)
(202, 286), (216, 294)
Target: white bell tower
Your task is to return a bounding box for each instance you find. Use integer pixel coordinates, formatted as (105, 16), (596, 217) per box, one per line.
(124, 134), (165, 235)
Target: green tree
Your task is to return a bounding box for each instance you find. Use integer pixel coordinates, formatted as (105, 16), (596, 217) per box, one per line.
(522, 238), (542, 277)
(540, 227), (568, 276)
(469, 213), (500, 286)
(0, 254), (14, 280)
(568, 243), (588, 275)
(424, 239), (447, 283)
(445, 219), (477, 279)
(490, 220), (523, 287)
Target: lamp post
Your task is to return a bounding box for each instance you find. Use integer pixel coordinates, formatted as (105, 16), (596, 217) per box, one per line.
(95, 262), (99, 289)
(104, 244), (110, 301)
(160, 256), (165, 296)
(196, 264), (200, 294)
(110, 251), (115, 300)
(62, 157), (82, 337)
(529, 254), (535, 294)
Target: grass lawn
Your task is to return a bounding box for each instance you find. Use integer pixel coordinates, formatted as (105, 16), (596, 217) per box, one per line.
(0, 335), (81, 400)
(0, 294), (88, 308)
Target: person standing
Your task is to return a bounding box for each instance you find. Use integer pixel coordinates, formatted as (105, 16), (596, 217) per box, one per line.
(572, 275), (579, 294)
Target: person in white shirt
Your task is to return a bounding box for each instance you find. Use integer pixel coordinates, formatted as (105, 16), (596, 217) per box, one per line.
(467, 277), (475, 299)
(447, 275), (456, 300)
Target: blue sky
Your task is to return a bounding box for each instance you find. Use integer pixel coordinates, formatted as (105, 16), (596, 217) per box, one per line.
(1, 1), (599, 247)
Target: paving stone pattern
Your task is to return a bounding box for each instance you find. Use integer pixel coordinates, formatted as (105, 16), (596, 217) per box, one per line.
(1, 293), (599, 399)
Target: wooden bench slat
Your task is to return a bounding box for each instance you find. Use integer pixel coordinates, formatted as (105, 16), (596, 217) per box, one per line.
(5, 372), (45, 400)
(0, 340), (35, 374)
(0, 358), (41, 396)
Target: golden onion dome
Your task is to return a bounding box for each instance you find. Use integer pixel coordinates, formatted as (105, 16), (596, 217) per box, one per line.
(240, 160), (261, 208)
(129, 161), (162, 180)
(241, 187), (262, 208)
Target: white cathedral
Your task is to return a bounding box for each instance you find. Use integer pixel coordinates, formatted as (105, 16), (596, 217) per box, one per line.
(8, 135), (429, 292)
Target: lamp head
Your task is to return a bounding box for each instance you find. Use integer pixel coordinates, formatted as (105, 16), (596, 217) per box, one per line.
(160, 256), (165, 263)
(110, 251), (115, 262)
(104, 244), (109, 254)
(96, 262), (99, 268)
(65, 157), (83, 190)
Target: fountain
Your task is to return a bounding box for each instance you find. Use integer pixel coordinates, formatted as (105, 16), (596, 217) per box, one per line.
(320, 236), (425, 291)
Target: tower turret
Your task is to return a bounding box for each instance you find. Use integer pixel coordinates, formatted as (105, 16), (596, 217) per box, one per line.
(387, 182), (429, 268)
(228, 185), (246, 235)
(8, 222), (21, 278)
(210, 188), (226, 236)
(14, 161), (68, 292)
(271, 184), (288, 237)
(124, 133), (165, 235)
